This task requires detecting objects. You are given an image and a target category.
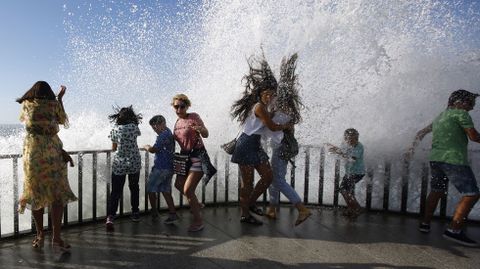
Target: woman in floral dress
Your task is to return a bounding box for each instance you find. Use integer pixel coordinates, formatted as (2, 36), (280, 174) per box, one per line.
(17, 81), (77, 252)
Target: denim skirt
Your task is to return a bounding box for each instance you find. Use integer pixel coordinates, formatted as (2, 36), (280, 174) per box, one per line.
(231, 133), (269, 165)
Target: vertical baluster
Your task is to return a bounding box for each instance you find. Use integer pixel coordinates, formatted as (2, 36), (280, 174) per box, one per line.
(213, 153), (218, 205)
(401, 162), (409, 214)
(78, 153), (83, 223)
(303, 147), (310, 204)
(333, 159), (340, 207)
(225, 157), (230, 203)
(13, 157), (19, 237)
(92, 153), (97, 221)
(237, 166), (241, 203)
(366, 168), (373, 210)
(440, 184), (449, 218)
(318, 147), (325, 205)
(383, 162), (391, 211)
(106, 152), (111, 217)
(419, 163), (429, 217)
(144, 151), (149, 212)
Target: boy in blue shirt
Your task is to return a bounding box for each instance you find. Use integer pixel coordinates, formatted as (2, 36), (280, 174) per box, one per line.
(144, 115), (178, 224)
(327, 128), (365, 218)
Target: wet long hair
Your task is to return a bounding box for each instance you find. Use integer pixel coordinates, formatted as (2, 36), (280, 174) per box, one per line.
(231, 54), (278, 124)
(16, 81), (56, 103)
(275, 53), (304, 124)
(108, 105), (142, 125)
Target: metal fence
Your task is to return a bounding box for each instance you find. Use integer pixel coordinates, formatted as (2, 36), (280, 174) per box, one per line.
(0, 146), (470, 239)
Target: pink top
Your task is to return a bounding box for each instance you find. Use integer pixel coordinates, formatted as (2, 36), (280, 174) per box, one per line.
(174, 113), (205, 152)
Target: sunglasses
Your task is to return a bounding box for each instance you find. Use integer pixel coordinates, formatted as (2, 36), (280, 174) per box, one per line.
(173, 104), (186, 110)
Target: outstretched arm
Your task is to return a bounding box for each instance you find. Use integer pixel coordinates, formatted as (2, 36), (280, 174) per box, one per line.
(465, 128), (480, 143)
(405, 123), (432, 162)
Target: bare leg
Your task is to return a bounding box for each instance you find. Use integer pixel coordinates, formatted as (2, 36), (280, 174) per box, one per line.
(340, 190), (361, 211)
(422, 191), (445, 224)
(183, 171), (204, 225)
(51, 201), (64, 244)
(248, 162), (273, 205)
(148, 192), (158, 215)
(450, 195), (480, 230)
(32, 208), (45, 239)
(239, 165), (255, 217)
(162, 192), (176, 214)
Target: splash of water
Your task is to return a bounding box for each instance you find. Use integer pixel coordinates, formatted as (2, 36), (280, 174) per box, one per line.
(2, 0), (480, 158)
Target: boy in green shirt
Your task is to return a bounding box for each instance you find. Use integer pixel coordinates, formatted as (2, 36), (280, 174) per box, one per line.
(409, 89), (480, 247)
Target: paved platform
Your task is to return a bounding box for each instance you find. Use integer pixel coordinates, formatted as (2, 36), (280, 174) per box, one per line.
(0, 206), (479, 269)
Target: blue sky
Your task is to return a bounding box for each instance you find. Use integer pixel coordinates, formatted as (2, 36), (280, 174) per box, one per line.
(0, 0), (193, 124)
(1, 0), (68, 124)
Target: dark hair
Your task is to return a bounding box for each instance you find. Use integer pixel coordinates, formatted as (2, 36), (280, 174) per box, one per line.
(448, 89), (479, 107)
(108, 105), (142, 125)
(231, 54), (278, 124)
(16, 81), (56, 103)
(149, 115), (165, 125)
(344, 128), (359, 138)
(276, 53), (304, 124)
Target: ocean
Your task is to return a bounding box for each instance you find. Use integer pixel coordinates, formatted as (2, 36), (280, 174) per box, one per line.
(0, 124), (23, 138)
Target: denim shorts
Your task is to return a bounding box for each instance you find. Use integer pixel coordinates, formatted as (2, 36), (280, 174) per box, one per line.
(231, 133), (269, 165)
(147, 168), (174, 193)
(430, 161), (479, 196)
(339, 174), (365, 194)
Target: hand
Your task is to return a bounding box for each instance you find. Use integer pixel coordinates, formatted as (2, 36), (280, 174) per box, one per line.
(62, 150), (74, 167)
(57, 85), (67, 100)
(191, 125), (203, 133)
(143, 145), (151, 151)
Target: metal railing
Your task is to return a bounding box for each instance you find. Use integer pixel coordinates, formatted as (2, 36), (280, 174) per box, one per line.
(0, 146), (475, 239)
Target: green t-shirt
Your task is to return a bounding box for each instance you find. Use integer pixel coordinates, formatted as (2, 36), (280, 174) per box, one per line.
(429, 108), (474, 165)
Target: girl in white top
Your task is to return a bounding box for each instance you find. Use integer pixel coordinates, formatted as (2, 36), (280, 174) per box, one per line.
(231, 56), (292, 225)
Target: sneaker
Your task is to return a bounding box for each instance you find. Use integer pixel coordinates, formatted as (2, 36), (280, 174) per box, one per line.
(106, 215), (114, 231)
(418, 222), (431, 234)
(249, 205), (264, 216)
(164, 213), (179, 225)
(240, 215), (263, 225)
(442, 230), (479, 247)
(131, 212), (140, 222)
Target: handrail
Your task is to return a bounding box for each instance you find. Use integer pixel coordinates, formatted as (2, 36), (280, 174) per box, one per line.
(1, 146), (479, 240)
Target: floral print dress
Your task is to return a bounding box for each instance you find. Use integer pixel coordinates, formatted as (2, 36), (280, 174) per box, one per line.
(19, 99), (77, 213)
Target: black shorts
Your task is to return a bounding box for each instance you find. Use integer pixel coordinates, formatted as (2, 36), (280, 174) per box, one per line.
(339, 174), (365, 194)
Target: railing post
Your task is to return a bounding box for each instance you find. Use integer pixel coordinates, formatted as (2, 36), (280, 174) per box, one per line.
(303, 147), (310, 204)
(106, 152), (111, 217)
(333, 159), (340, 207)
(213, 153), (218, 204)
(225, 157), (230, 203)
(419, 163), (429, 217)
(383, 162), (391, 211)
(144, 151), (150, 212)
(440, 184), (449, 218)
(366, 168), (373, 210)
(13, 157), (19, 237)
(237, 166), (241, 203)
(78, 153), (83, 223)
(318, 147), (325, 205)
(92, 153), (97, 221)
(401, 162), (409, 214)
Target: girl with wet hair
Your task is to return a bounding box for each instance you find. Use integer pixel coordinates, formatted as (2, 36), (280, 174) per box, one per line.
(105, 105), (143, 230)
(17, 81), (77, 252)
(263, 54), (312, 225)
(231, 54), (293, 225)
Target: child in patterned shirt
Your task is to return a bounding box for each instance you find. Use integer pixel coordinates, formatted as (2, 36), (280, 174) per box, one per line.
(105, 106), (142, 231)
